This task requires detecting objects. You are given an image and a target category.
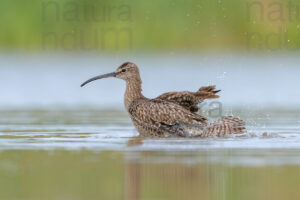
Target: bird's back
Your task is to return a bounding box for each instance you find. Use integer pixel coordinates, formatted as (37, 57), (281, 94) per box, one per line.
(127, 97), (245, 137)
(128, 97), (207, 137)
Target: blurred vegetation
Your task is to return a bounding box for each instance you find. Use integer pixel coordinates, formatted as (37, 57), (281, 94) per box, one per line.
(0, 0), (299, 52)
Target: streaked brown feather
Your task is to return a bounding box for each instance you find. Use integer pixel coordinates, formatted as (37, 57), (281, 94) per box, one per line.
(156, 85), (220, 113)
(128, 98), (208, 136)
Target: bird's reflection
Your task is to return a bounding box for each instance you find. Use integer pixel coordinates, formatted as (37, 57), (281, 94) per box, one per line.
(123, 151), (226, 200)
(125, 161), (141, 200)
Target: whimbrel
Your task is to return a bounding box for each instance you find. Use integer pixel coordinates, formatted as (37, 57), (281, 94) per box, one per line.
(81, 62), (246, 137)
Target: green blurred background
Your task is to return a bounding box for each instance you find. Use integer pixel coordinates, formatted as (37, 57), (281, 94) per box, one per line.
(1, 0), (299, 52)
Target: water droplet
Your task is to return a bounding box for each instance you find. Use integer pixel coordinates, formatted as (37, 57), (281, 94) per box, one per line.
(217, 72), (227, 81)
(186, 13), (190, 17)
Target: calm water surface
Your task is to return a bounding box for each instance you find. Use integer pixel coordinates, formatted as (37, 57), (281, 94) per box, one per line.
(0, 108), (300, 200)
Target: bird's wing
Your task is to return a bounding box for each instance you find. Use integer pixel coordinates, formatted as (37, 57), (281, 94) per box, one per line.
(156, 91), (197, 110)
(196, 85), (220, 100)
(156, 85), (220, 113)
(128, 98), (207, 135)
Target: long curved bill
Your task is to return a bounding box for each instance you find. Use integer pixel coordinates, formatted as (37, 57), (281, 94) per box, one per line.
(80, 72), (116, 87)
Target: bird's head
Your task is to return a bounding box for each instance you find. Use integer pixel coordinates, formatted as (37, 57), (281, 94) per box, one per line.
(81, 62), (140, 87)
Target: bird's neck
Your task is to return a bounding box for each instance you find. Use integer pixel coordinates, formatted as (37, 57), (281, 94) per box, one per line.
(124, 78), (143, 110)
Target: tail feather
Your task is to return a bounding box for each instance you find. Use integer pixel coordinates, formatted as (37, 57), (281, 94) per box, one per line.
(178, 116), (246, 137)
(206, 116), (246, 137)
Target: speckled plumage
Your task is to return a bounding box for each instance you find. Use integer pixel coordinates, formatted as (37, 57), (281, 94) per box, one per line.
(81, 62), (246, 137)
(156, 85), (220, 112)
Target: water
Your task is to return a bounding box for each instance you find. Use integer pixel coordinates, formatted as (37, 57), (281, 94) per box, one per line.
(0, 108), (300, 199)
(1, 53), (300, 199)
(1, 108), (300, 162)
(1, 53), (300, 108)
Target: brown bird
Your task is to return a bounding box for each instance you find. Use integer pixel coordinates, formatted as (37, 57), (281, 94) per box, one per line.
(81, 62), (246, 137)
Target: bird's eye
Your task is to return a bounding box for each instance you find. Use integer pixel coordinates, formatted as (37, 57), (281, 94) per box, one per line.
(121, 69), (126, 73)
